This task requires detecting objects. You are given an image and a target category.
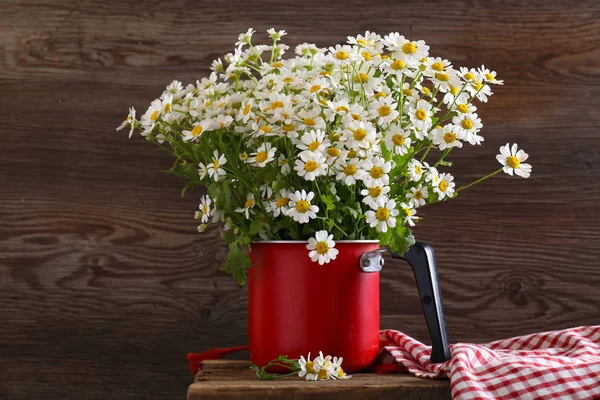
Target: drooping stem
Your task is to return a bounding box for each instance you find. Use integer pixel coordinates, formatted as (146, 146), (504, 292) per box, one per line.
(457, 168), (503, 193)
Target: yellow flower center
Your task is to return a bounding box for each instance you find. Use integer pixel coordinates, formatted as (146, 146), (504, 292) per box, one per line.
(402, 88), (412, 96)
(485, 73), (495, 81)
(244, 198), (254, 208)
(362, 51), (372, 61)
(415, 165), (422, 175)
(276, 197), (289, 207)
(376, 207), (390, 221)
(413, 190), (423, 200)
(507, 156), (521, 169)
(271, 101), (284, 109)
(343, 164), (357, 176)
(353, 128), (367, 141)
(392, 134), (405, 146)
(369, 186), (382, 197)
(328, 147), (341, 157)
(282, 124), (295, 132)
(347, 149), (357, 158)
(337, 368), (345, 378)
(296, 200), (310, 213)
(464, 72), (475, 81)
(336, 106), (349, 113)
(435, 72), (449, 81)
(357, 39), (367, 46)
(304, 160), (318, 172)
(310, 84), (322, 93)
(415, 109), (427, 121)
(457, 104), (469, 113)
(432, 62), (444, 71)
(150, 110), (159, 121)
(461, 119), (473, 129)
(336, 50), (349, 60)
(443, 132), (456, 143)
(260, 126), (271, 133)
(370, 166), (384, 179)
(315, 241), (329, 255)
(439, 181), (448, 192)
(255, 151), (269, 163)
(283, 77), (294, 83)
(353, 73), (369, 84)
(402, 42), (416, 54)
(304, 117), (316, 126)
(318, 369), (328, 380)
(403, 207), (412, 217)
(351, 113), (361, 121)
(280, 158), (289, 166)
(375, 91), (387, 98)
(422, 87), (432, 95)
(474, 81), (483, 91)
(391, 59), (405, 70)
(191, 125), (203, 137)
(450, 85), (459, 95)
(213, 159), (219, 169)
(378, 105), (392, 117)
(308, 141), (321, 152)
(306, 361), (316, 374)
(202, 204), (208, 214)
(272, 61), (284, 68)
(164, 103), (171, 113)
(243, 104), (251, 115)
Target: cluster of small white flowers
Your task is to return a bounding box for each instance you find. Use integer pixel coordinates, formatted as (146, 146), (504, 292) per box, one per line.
(298, 351), (350, 381)
(118, 29), (532, 271)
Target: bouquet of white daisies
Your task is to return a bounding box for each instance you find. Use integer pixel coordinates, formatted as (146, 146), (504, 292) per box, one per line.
(117, 29), (532, 284)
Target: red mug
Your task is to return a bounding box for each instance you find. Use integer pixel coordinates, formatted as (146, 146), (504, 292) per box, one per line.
(248, 241), (450, 372)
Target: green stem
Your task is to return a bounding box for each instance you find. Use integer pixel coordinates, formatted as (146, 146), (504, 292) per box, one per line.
(457, 168), (503, 192)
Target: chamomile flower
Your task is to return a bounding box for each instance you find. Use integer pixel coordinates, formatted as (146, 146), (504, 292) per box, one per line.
(335, 157), (364, 185)
(198, 162), (208, 180)
(313, 352), (335, 380)
(369, 97), (399, 125)
(237, 99), (255, 123)
(385, 125), (411, 155)
(307, 230), (339, 265)
(298, 353), (318, 381)
(360, 157), (392, 187)
(212, 114), (233, 130)
(268, 189), (292, 217)
(236, 28), (255, 46)
(400, 202), (418, 226)
(116, 107), (137, 138)
(478, 65), (504, 85)
(343, 121), (377, 150)
(432, 124), (465, 150)
(248, 142), (277, 167)
(407, 185), (428, 207)
(278, 154), (291, 175)
(496, 143), (532, 178)
(383, 33), (429, 65)
(182, 120), (212, 142)
(408, 159), (425, 182)
(329, 44), (357, 64)
(360, 185), (390, 208)
(207, 150), (227, 182)
(140, 99), (162, 130)
(297, 129), (330, 154)
(235, 193), (255, 219)
(331, 356), (351, 380)
(409, 99), (433, 131)
(287, 190), (319, 223)
(267, 28), (287, 41)
(433, 173), (456, 200)
(195, 196), (212, 223)
(452, 113), (483, 145)
(294, 151), (328, 181)
(365, 198), (399, 233)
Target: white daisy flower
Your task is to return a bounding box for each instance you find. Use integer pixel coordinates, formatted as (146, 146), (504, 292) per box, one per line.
(267, 28), (287, 41)
(453, 102), (477, 115)
(432, 124), (465, 150)
(496, 143), (532, 178)
(365, 198), (399, 233)
(198, 162), (208, 180)
(407, 185), (428, 207)
(307, 230), (339, 265)
(452, 113), (484, 145)
(294, 151), (328, 181)
(433, 173), (456, 200)
(236, 28), (255, 46)
(313, 352), (335, 380)
(140, 99), (162, 130)
(248, 142), (277, 167)
(424, 165), (440, 186)
(212, 114), (233, 130)
(297, 129), (330, 154)
(400, 202), (418, 227)
(286, 190), (319, 223)
(408, 99), (433, 131)
(195, 195), (212, 223)
(343, 121), (377, 150)
(335, 157), (364, 185)
(207, 150), (227, 182)
(298, 353), (318, 381)
(385, 125), (411, 155)
(360, 157), (392, 187)
(330, 356), (351, 380)
(278, 154), (291, 175)
(369, 97), (399, 125)
(182, 120), (212, 142)
(478, 65), (504, 85)
(407, 159), (425, 182)
(116, 107), (137, 138)
(442, 84), (470, 107)
(210, 205), (225, 224)
(383, 33), (429, 65)
(235, 193), (255, 219)
(268, 189), (292, 217)
(360, 185), (390, 208)
(259, 183), (273, 200)
(237, 99), (255, 123)
(329, 44), (358, 64)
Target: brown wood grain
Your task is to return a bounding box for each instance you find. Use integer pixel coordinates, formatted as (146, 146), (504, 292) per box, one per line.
(187, 360), (450, 400)
(1, 0), (600, 398)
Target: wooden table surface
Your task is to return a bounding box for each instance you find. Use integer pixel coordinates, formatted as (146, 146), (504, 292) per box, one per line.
(187, 360), (450, 400)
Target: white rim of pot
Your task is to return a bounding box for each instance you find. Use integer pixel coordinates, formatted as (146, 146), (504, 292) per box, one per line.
(253, 240), (380, 244)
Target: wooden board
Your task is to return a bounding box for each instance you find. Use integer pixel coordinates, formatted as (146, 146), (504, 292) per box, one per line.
(1, 0), (600, 398)
(187, 360), (450, 400)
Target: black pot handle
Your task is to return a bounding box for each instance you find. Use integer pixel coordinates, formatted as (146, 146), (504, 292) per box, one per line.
(392, 242), (451, 363)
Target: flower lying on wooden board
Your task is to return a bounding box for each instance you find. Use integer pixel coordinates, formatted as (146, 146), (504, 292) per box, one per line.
(250, 352), (351, 381)
(117, 29), (532, 283)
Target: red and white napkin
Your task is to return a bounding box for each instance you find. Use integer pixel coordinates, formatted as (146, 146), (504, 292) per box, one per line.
(378, 325), (600, 399)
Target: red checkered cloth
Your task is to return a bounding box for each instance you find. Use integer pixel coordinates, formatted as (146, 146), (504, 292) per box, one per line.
(378, 325), (600, 399)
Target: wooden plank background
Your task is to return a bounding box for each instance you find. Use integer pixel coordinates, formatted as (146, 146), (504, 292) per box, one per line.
(1, 0), (599, 398)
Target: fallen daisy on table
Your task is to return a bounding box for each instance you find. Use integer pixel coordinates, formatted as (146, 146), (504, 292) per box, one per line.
(251, 352), (351, 381)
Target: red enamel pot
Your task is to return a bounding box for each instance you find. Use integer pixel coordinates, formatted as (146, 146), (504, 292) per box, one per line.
(248, 240), (451, 372)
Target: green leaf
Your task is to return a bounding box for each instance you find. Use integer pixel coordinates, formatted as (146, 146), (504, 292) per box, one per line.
(388, 226), (415, 257)
(249, 219), (264, 235)
(222, 239), (252, 285)
(320, 194), (336, 213)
